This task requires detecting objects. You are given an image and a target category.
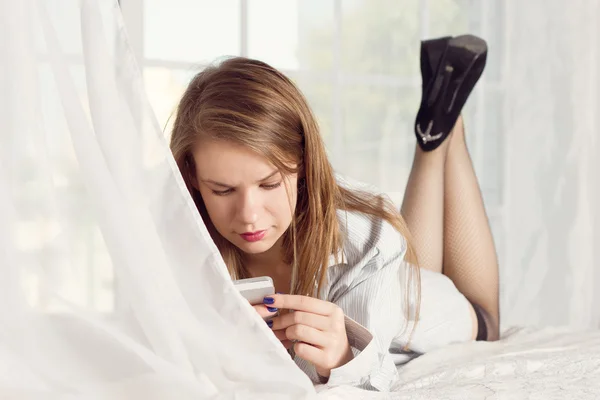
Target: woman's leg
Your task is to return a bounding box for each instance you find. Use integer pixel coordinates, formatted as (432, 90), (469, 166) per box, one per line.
(400, 131), (451, 274)
(442, 116), (500, 340)
(401, 116), (500, 340)
(405, 34), (499, 339)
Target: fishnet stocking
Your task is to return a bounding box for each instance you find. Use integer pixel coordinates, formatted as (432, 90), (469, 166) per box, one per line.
(401, 116), (500, 340)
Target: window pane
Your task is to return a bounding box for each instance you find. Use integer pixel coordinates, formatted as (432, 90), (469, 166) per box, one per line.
(296, 0), (335, 71)
(247, 0), (300, 69)
(144, 0), (240, 63)
(248, 0), (335, 71)
(426, 0), (471, 38)
(143, 67), (199, 138)
(291, 76), (333, 141)
(339, 0), (421, 76)
(337, 84), (419, 193)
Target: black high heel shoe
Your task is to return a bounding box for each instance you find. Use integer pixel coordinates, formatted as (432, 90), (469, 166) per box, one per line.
(414, 34), (488, 152)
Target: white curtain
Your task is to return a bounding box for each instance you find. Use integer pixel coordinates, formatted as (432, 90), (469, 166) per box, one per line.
(500, 0), (600, 329)
(0, 0), (314, 397)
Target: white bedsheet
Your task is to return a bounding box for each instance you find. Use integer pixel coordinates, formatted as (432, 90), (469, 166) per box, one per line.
(317, 327), (600, 399)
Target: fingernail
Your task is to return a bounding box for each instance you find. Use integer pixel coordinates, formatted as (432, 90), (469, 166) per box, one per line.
(267, 306), (278, 313)
(263, 297), (274, 305)
(266, 319), (273, 328)
(276, 292), (283, 294)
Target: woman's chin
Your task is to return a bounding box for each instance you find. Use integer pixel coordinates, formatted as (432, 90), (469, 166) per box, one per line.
(233, 238), (276, 255)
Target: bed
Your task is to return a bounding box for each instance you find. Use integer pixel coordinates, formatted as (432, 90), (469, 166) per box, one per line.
(317, 327), (600, 399)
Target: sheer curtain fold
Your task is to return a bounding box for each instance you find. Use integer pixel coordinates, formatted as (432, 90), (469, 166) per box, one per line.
(0, 0), (314, 397)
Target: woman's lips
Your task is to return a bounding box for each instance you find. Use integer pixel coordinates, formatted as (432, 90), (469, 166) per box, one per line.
(240, 230), (267, 242)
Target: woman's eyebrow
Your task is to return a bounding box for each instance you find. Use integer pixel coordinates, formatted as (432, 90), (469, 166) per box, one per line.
(201, 179), (231, 188)
(255, 170), (279, 183)
(202, 171), (280, 188)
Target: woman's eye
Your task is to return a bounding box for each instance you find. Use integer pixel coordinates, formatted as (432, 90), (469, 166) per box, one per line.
(261, 182), (281, 190)
(212, 188), (233, 196)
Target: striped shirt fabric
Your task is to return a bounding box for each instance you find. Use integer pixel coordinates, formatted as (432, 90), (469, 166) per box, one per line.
(293, 209), (474, 391)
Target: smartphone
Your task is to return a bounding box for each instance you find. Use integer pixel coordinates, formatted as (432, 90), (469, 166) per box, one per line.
(233, 276), (275, 305)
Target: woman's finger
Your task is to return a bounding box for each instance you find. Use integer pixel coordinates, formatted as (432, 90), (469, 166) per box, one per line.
(285, 324), (329, 348)
(272, 329), (287, 341)
(252, 304), (278, 320)
(271, 311), (329, 331)
(265, 294), (337, 316)
(293, 342), (326, 369)
(272, 330), (294, 350)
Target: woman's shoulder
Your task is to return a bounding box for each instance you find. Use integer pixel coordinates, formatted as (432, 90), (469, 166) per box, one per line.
(334, 173), (407, 260)
(335, 208), (408, 267)
(325, 209), (408, 301)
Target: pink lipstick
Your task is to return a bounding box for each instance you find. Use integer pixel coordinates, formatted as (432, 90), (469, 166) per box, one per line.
(240, 230), (267, 242)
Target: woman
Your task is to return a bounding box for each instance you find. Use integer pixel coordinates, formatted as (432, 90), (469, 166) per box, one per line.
(169, 34), (499, 391)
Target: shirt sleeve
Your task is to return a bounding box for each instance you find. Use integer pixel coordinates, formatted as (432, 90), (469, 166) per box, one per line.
(324, 249), (406, 391)
(322, 230), (474, 390)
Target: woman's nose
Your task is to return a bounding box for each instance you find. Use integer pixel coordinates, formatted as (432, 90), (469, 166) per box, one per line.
(237, 191), (259, 225)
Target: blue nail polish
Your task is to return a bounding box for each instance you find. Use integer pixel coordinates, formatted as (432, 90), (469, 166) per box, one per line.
(267, 306), (278, 313)
(266, 320), (273, 328)
(263, 297), (274, 305)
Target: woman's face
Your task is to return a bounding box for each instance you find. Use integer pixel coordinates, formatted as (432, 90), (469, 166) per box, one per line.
(191, 140), (298, 256)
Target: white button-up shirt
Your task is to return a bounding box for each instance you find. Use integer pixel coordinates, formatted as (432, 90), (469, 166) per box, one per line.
(294, 208), (474, 391)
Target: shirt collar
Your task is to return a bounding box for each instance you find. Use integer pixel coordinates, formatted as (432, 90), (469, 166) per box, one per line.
(327, 247), (346, 268)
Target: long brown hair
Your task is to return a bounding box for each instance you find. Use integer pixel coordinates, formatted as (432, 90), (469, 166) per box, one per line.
(170, 57), (420, 323)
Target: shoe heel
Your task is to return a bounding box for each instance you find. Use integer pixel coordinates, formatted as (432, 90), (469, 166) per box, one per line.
(414, 34), (488, 152)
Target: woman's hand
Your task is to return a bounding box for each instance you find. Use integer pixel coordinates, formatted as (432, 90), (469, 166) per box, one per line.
(264, 294), (354, 379)
(251, 303), (279, 320)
